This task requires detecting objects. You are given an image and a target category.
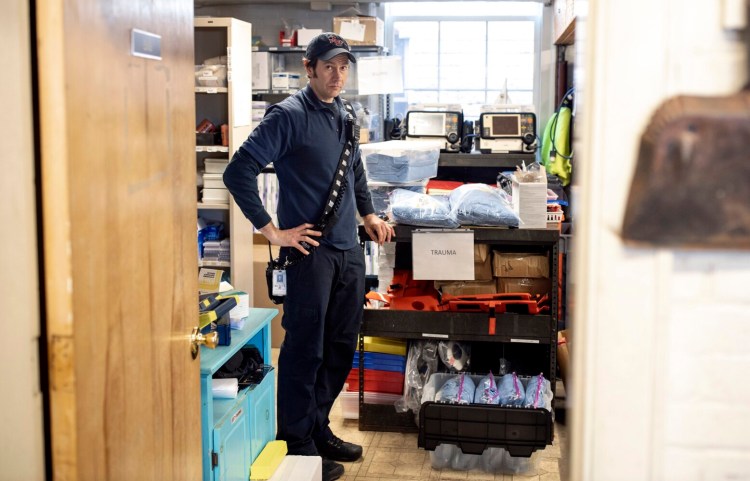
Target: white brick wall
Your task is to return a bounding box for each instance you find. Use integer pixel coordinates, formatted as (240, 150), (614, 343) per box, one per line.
(571, 0), (750, 479)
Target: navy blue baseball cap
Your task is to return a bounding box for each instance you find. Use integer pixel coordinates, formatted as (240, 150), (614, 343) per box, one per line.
(305, 32), (356, 63)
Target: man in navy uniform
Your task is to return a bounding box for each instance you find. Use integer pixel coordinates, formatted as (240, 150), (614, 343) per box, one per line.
(223, 32), (393, 481)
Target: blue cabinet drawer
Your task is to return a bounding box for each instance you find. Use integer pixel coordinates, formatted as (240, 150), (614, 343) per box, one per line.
(247, 368), (276, 463)
(212, 390), (252, 481)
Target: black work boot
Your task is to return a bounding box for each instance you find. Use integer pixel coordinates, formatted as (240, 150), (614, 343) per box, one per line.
(315, 434), (363, 462)
(322, 458), (345, 481)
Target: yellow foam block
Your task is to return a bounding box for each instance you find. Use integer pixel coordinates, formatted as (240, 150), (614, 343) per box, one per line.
(250, 440), (288, 480)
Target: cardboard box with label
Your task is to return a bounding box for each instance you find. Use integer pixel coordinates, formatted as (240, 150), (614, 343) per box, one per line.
(511, 167), (548, 229)
(492, 252), (549, 278)
(435, 279), (497, 296)
(333, 16), (384, 46)
(496, 277), (551, 298)
(271, 72), (301, 90)
(474, 244), (492, 281)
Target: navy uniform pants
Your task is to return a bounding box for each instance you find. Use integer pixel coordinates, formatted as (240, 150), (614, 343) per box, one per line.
(276, 243), (365, 455)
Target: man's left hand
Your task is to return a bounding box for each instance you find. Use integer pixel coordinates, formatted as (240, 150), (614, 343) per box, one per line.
(362, 213), (394, 245)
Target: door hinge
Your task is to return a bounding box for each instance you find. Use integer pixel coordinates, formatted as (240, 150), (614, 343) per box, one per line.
(211, 451), (219, 468)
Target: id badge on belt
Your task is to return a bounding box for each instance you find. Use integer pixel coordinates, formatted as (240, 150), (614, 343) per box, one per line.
(272, 269), (287, 296)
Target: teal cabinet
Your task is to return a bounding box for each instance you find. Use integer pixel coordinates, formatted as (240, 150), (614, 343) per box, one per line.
(200, 308), (277, 481)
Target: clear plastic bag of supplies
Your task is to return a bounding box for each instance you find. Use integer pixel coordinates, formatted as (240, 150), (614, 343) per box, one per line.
(523, 373), (553, 411)
(497, 372), (526, 406)
(473, 371), (501, 404)
(437, 340), (471, 372)
(388, 189), (459, 228)
(395, 340), (439, 423)
(449, 183), (520, 227)
(435, 372), (475, 404)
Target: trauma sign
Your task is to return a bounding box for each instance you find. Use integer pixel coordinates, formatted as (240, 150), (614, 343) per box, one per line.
(412, 229), (474, 280)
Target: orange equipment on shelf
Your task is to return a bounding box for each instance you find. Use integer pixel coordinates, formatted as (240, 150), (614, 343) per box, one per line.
(365, 269), (441, 311)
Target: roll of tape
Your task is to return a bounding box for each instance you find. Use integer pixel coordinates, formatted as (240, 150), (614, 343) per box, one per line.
(439, 340), (470, 371)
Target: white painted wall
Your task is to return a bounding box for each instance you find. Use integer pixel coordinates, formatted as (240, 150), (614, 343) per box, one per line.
(0, 0), (46, 479)
(571, 0), (750, 479)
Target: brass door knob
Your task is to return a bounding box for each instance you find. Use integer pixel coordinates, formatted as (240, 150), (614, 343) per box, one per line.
(191, 327), (219, 359)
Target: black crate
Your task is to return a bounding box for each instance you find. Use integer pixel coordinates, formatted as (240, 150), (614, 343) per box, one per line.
(418, 402), (553, 457)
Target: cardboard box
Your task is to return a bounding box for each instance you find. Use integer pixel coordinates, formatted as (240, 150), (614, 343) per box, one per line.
(496, 277), (551, 298)
(434, 279), (497, 296)
(296, 28), (323, 47)
(333, 16), (384, 46)
(557, 329), (570, 389)
(492, 252), (549, 278)
(512, 174), (547, 229)
(252, 52), (270, 91)
(474, 244), (492, 281)
(271, 72), (301, 90)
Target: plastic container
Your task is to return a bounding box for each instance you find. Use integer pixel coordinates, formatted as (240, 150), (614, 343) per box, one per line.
(362, 336), (407, 356)
(368, 180), (427, 214)
(352, 351), (406, 373)
(204, 158), (229, 174)
(203, 173), (226, 189)
(195, 64), (228, 87)
(361, 140), (441, 182)
(202, 188), (230, 203)
(418, 372), (553, 458)
(346, 368), (404, 395)
(339, 388), (402, 420)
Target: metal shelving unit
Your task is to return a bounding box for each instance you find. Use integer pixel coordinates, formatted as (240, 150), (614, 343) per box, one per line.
(357, 225), (559, 455)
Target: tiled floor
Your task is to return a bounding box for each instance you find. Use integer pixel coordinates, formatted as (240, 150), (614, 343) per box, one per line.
(271, 348), (569, 481)
(327, 399), (568, 481)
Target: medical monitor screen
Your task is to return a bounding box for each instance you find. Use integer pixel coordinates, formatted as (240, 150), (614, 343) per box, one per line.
(491, 115), (520, 136)
(408, 112), (446, 136)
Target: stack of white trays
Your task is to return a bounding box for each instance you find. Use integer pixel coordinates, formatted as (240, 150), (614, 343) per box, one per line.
(202, 158), (230, 203)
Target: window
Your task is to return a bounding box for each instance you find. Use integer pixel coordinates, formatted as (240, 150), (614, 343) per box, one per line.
(386, 2), (542, 121)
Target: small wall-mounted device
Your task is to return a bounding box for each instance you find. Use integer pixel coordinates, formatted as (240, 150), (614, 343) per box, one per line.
(478, 112), (537, 153)
(404, 110), (464, 152)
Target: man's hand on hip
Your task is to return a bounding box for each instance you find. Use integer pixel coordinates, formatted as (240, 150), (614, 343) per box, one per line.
(362, 214), (394, 245)
(260, 222), (322, 255)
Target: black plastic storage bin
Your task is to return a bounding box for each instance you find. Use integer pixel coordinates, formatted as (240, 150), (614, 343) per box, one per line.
(418, 402), (553, 457)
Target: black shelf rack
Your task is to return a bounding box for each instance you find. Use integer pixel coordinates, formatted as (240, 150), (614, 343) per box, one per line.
(357, 225), (559, 455)
(438, 152), (536, 169)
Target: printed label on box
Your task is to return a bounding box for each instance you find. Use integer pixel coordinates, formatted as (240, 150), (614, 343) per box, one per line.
(412, 229), (474, 280)
(339, 21), (366, 41)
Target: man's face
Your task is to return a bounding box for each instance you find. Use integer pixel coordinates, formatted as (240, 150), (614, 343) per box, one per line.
(306, 54), (350, 103)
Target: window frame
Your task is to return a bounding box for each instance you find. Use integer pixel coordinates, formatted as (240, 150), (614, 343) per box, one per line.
(384, 8), (543, 121)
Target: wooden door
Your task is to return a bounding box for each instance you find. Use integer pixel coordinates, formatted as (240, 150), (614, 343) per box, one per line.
(36, 1), (201, 480)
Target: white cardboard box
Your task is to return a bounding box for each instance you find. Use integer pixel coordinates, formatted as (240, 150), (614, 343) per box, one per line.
(271, 72), (301, 90)
(252, 52), (270, 90)
(411, 229), (474, 280)
(296, 28), (323, 47)
(268, 455), (322, 481)
(204, 158), (229, 174)
(512, 179), (547, 229)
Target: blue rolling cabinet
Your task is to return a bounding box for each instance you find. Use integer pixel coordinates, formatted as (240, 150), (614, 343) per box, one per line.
(200, 308), (278, 481)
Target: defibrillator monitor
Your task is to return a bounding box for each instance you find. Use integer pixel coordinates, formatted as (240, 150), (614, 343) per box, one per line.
(405, 110), (463, 152)
(478, 112), (537, 153)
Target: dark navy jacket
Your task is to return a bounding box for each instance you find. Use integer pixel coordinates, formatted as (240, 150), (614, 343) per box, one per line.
(223, 84), (374, 250)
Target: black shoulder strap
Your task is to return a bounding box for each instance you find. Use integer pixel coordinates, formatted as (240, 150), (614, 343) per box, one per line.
(271, 100), (359, 267)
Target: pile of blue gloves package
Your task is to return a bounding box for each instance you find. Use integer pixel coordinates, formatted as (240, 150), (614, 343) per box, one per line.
(428, 372), (553, 474)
